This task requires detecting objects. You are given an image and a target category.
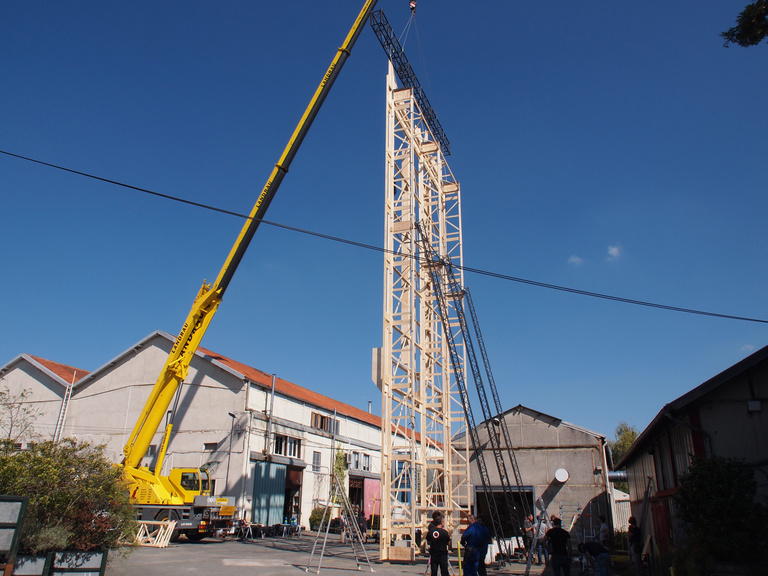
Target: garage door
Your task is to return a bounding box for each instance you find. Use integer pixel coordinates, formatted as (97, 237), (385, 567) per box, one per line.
(252, 461), (286, 525)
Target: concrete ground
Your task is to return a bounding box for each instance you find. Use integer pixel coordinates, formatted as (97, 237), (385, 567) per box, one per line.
(107, 534), (558, 576)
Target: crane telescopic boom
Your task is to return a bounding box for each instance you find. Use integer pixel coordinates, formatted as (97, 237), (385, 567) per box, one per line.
(121, 0), (379, 501)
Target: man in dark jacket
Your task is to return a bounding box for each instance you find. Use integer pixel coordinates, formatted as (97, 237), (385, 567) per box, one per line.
(544, 517), (571, 576)
(474, 517), (490, 576)
(426, 511), (451, 576)
(460, 515), (480, 576)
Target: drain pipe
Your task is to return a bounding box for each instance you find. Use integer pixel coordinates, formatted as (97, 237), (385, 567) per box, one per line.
(608, 470), (628, 483)
(265, 374), (276, 456)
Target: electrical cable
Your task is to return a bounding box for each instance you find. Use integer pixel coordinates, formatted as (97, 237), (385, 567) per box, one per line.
(3, 148), (768, 325)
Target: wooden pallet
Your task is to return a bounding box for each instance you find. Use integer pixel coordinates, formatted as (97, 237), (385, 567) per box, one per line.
(135, 521), (176, 548)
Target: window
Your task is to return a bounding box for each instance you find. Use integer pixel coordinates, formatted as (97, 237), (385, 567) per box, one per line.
(311, 411), (340, 434)
(352, 451), (360, 470)
(312, 451), (321, 472)
(180, 472), (199, 491)
(362, 453), (371, 472)
(146, 444), (157, 457)
(274, 434), (301, 458)
(203, 442), (218, 452)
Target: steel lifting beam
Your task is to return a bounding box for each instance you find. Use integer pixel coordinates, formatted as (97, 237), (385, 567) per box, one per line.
(417, 224), (510, 561)
(370, 9), (451, 156)
(465, 287), (531, 509)
(416, 222), (532, 563)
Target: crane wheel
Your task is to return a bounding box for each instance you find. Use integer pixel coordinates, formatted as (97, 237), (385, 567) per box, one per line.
(154, 509), (181, 542)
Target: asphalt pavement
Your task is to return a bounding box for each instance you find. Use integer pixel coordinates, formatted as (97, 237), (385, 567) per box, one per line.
(107, 534), (553, 576)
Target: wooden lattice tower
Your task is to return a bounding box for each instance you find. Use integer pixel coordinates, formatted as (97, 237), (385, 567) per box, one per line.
(379, 62), (470, 561)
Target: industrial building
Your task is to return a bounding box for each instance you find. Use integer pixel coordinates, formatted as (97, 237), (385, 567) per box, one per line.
(616, 344), (768, 556)
(1, 334), (620, 541)
(0, 330), (383, 527)
(469, 405), (612, 546)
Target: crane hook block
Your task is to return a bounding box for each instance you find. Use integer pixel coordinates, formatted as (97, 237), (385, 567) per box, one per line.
(409, 1), (417, 13)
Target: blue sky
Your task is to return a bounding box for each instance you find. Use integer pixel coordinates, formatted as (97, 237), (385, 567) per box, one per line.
(2, 1), (766, 441)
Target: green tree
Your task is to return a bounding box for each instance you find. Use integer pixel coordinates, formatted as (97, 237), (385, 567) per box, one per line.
(675, 457), (768, 572)
(722, 1), (768, 47)
(333, 443), (347, 499)
(607, 421), (638, 493)
(607, 421), (638, 465)
(0, 439), (137, 554)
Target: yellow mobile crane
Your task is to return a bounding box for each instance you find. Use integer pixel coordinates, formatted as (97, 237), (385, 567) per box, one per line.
(122, 0), (379, 539)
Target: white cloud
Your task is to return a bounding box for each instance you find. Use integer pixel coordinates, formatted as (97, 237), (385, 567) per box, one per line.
(606, 244), (622, 261)
(742, 344), (756, 353)
(568, 255), (584, 266)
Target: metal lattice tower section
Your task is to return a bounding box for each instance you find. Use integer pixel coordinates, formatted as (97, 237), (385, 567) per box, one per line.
(379, 61), (470, 561)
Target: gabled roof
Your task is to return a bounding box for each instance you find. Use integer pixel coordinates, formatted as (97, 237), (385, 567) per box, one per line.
(29, 355), (88, 385)
(454, 403), (604, 442)
(0, 353), (89, 388)
(508, 404), (605, 439)
(616, 343), (768, 468)
(75, 331), (381, 429)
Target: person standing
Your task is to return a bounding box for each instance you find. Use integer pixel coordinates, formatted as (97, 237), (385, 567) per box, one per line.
(426, 511), (451, 576)
(460, 515), (479, 576)
(461, 515), (490, 576)
(535, 515), (550, 566)
(357, 512), (368, 543)
(544, 517), (571, 576)
(598, 515), (610, 548)
(578, 541), (610, 576)
(523, 514), (534, 560)
(474, 517), (490, 576)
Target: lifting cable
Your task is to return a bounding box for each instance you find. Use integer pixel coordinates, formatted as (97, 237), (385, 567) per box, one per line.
(396, 2), (434, 110)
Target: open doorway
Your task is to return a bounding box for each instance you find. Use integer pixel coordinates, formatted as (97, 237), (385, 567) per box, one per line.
(474, 487), (533, 538)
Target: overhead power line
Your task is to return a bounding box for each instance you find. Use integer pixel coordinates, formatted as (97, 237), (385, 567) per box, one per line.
(3, 148), (768, 325)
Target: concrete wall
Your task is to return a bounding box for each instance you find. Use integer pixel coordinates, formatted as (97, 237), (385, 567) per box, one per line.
(0, 357), (65, 441)
(68, 337), (244, 473)
(472, 406), (609, 544)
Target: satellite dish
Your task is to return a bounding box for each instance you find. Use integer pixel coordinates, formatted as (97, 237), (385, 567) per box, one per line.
(555, 468), (569, 483)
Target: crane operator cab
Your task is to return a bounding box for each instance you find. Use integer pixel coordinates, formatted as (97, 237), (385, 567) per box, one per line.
(168, 467), (212, 502)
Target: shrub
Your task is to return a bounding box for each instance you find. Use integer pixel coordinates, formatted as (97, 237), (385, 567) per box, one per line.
(309, 506), (331, 530)
(0, 439), (137, 554)
(675, 456), (768, 573)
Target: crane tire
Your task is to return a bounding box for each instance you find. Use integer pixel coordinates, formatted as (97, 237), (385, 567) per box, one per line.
(154, 509), (181, 542)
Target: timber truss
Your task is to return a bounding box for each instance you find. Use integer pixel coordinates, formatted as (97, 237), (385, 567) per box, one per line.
(378, 61), (470, 561)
